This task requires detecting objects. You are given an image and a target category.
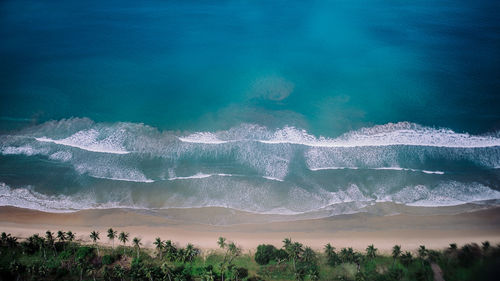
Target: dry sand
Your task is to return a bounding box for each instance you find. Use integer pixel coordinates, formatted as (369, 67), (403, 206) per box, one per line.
(1, 204), (499, 253)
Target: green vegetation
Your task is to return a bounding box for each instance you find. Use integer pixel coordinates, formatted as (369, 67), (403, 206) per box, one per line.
(434, 243), (500, 281)
(0, 230), (498, 280)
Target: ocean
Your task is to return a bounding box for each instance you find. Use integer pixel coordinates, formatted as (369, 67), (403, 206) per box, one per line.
(0, 0), (499, 219)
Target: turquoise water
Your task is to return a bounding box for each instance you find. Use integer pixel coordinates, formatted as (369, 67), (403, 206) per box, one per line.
(0, 0), (499, 216)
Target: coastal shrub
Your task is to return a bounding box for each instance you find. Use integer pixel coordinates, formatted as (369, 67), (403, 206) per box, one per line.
(257, 263), (292, 280)
(235, 266), (249, 279)
(386, 265), (404, 280)
(205, 252), (224, 264)
(255, 244), (279, 265)
(339, 247), (362, 264)
(58, 249), (72, 260)
(400, 251), (413, 266)
(131, 257), (142, 267)
(363, 259), (377, 275)
(21, 240), (38, 255)
(336, 263), (357, 280)
(296, 260), (319, 280)
(325, 247), (340, 266)
(102, 254), (115, 265)
(458, 243), (482, 267)
(54, 241), (65, 252)
(412, 262), (433, 281)
(354, 271), (366, 281)
(75, 246), (95, 261)
(112, 265), (126, 280)
(275, 248), (288, 261)
(188, 264), (207, 277)
(55, 267), (70, 279)
(3, 231), (500, 281)
(102, 266), (112, 281)
(427, 250), (440, 262)
(247, 276), (265, 281)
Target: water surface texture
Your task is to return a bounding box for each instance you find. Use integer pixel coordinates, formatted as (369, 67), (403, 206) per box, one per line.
(0, 0), (499, 218)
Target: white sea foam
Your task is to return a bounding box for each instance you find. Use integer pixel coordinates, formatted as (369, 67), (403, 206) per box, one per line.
(1, 118), (500, 216)
(49, 151), (72, 162)
(35, 128), (130, 154)
(422, 170), (445, 175)
(309, 166), (358, 171)
(89, 175), (155, 183)
(0, 183), (138, 212)
(373, 167), (405, 171)
(325, 184), (372, 205)
(260, 123), (500, 148)
(309, 166), (445, 174)
(178, 132), (228, 144)
(381, 182), (500, 207)
(374, 167), (445, 174)
(262, 176), (284, 182)
(168, 173), (213, 180)
(166, 173), (237, 181)
(180, 123), (500, 148)
(0, 179), (499, 216)
(1, 145), (48, 156)
(75, 164), (153, 183)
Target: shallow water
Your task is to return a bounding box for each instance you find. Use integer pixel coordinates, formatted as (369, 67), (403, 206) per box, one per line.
(0, 0), (499, 218)
(0, 119), (499, 216)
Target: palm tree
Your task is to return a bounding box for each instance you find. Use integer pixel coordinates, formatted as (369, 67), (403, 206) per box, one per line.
(5, 235), (17, 249)
(220, 241), (241, 281)
(132, 237), (142, 259)
(366, 244), (377, 259)
(283, 238), (292, 250)
(164, 240), (178, 261)
(303, 247), (317, 264)
(324, 243), (338, 266)
(400, 251), (413, 266)
(66, 231), (76, 254)
(183, 243), (199, 262)
(482, 241), (490, 253)
(107, 228), (117, 249)
(30, 234), (46, 258)
(118, 231), (129, 255)
(392, 245), (401, 265)
(418, 245), (427, 266)
(90, 230), (100, 256)
(287, 242), (303, 273)
(418, 245), (427, 260)
(218, 237), (227, 249)
(154, 237), (164, 259)
(57, 230), (66, 243)
(45, 230), (56, 255)
(57, 230), (67, 250)
(325, 243), (335, 253)
(66, 231), (75, 242)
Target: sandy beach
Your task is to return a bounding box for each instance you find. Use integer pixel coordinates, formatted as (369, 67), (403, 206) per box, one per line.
(1, 203), (499, 253)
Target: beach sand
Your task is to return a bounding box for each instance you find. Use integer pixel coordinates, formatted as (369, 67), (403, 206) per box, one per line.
(1, 204), (499, 253)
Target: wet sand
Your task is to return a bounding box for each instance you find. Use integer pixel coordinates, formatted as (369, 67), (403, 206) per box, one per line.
(1, 204), (499, 253)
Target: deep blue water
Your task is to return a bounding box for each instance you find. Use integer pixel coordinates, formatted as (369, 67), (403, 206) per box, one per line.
(0, 0), (499, 216)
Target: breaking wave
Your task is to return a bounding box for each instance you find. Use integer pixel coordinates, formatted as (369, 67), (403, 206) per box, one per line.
(0, 118), (499, 216)
(0, 183), (138, 212)
(181, 122), (500, 148)
(309, 166), (445, 175)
